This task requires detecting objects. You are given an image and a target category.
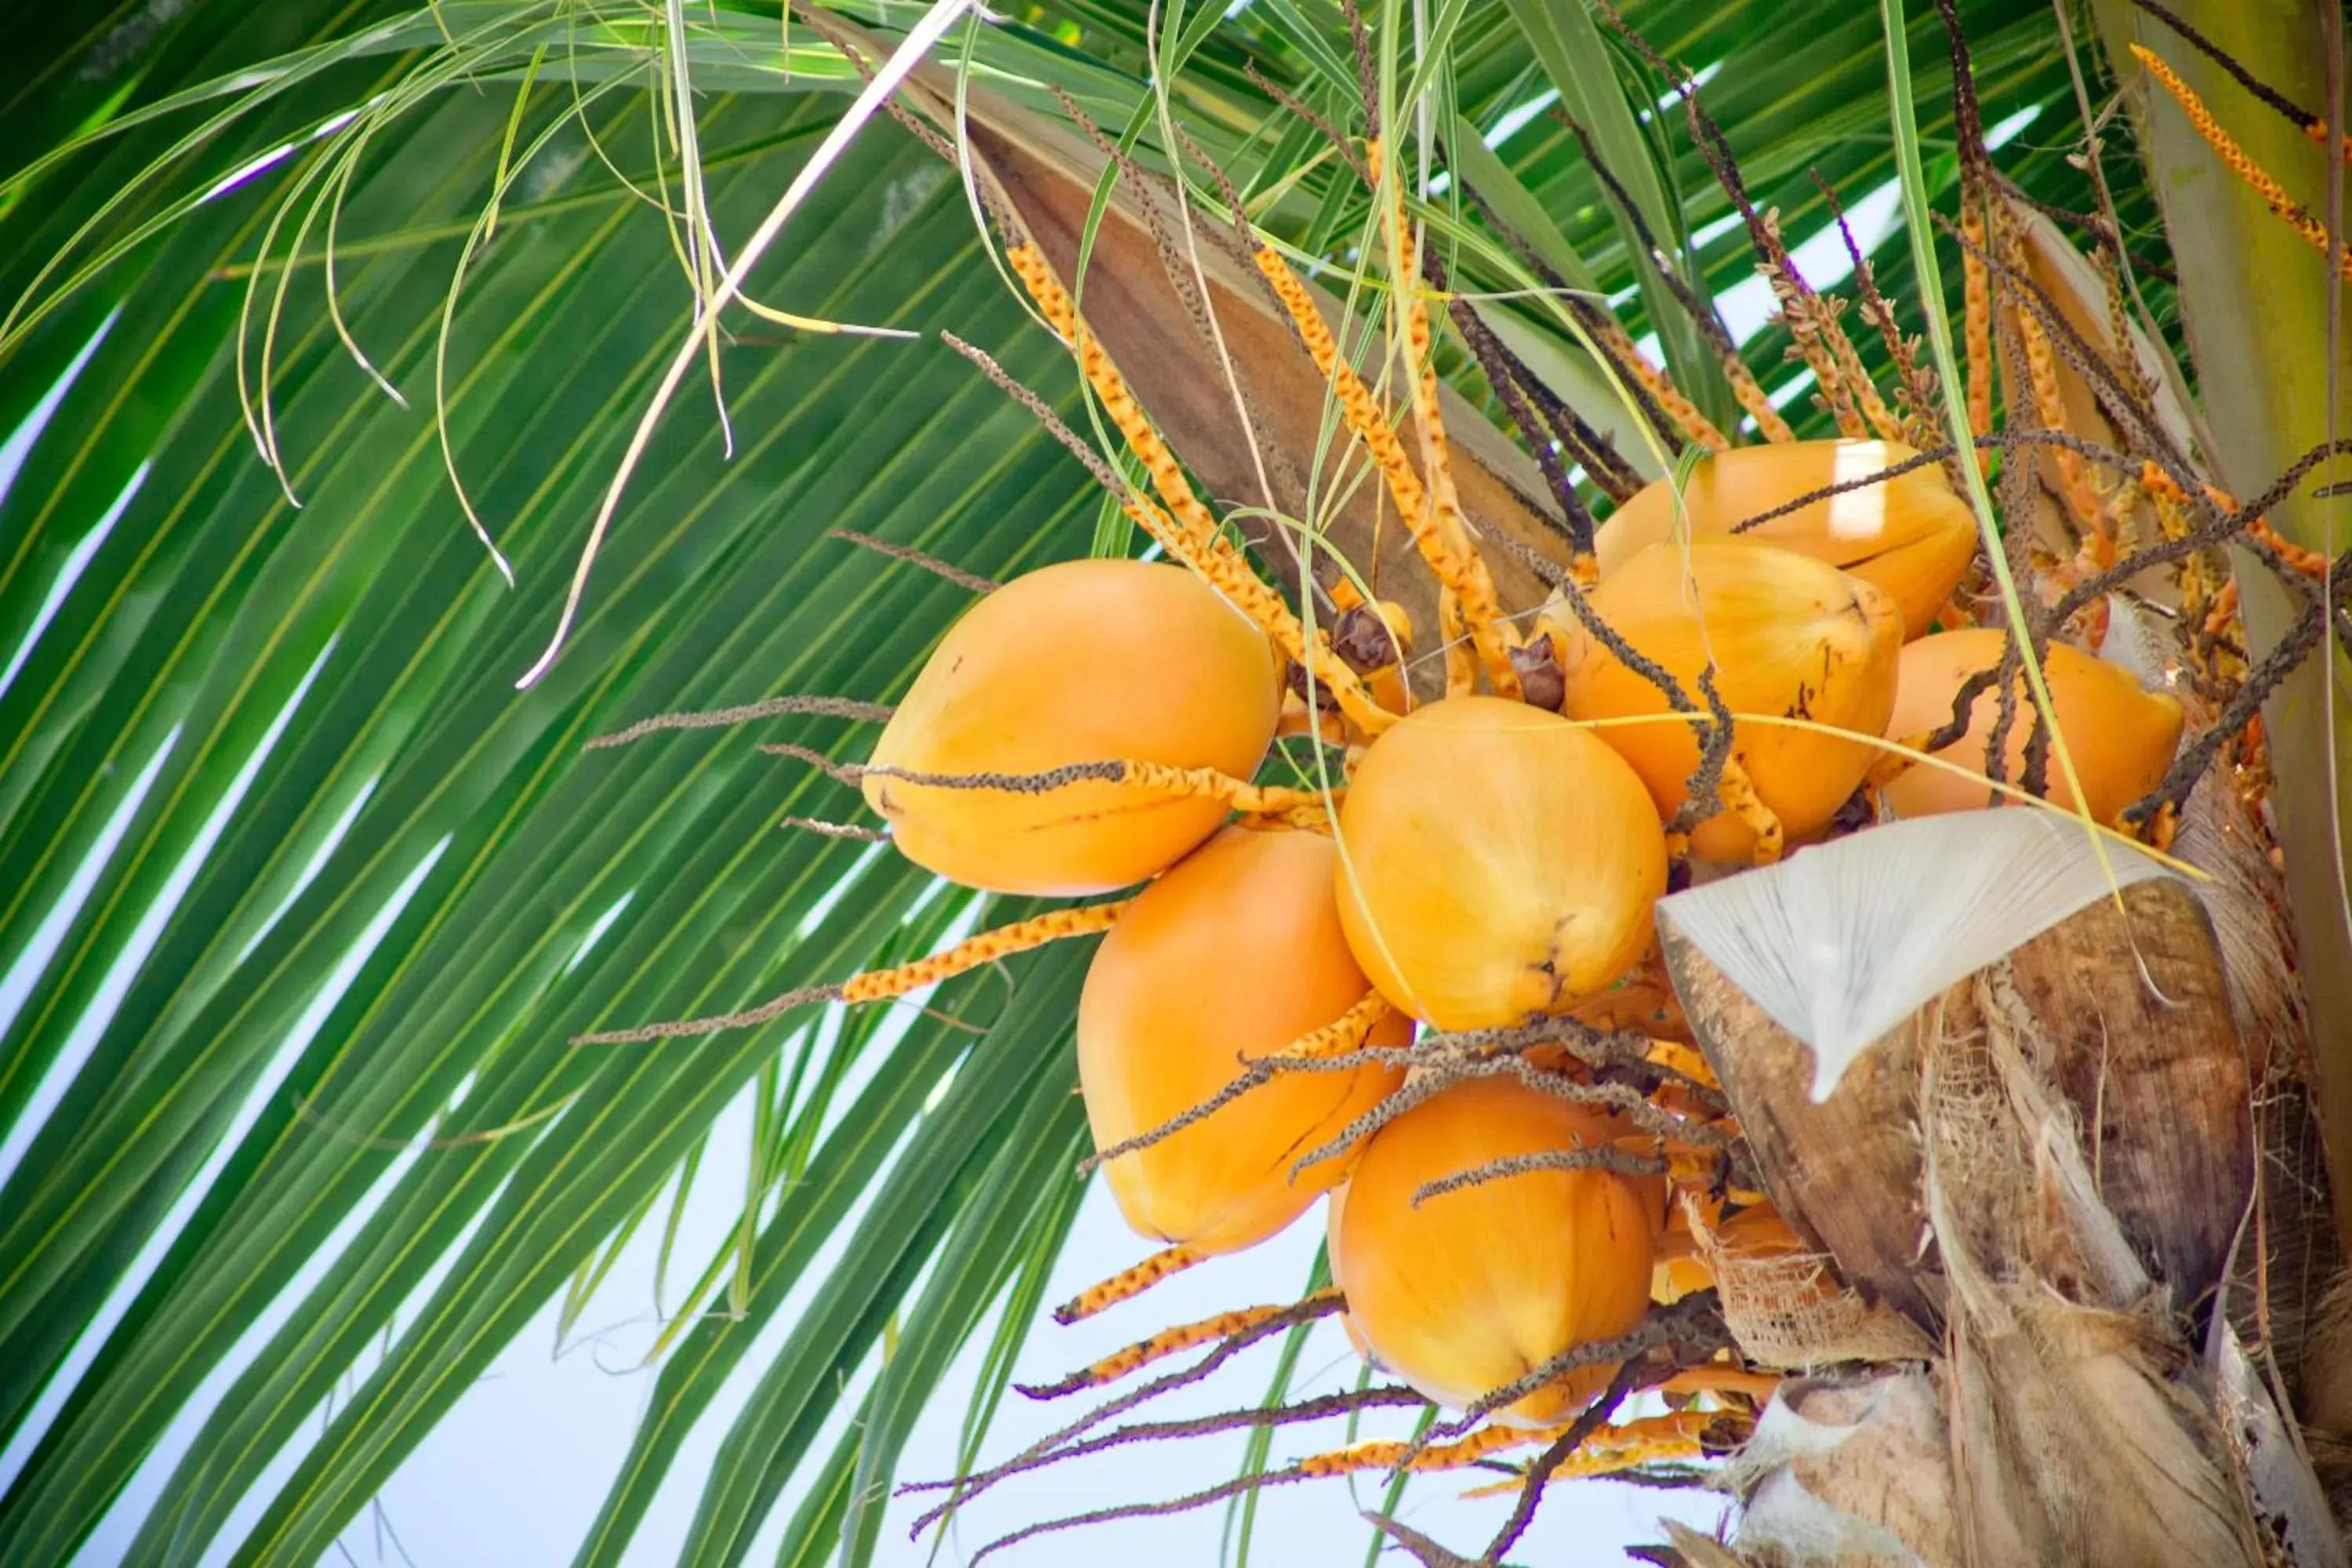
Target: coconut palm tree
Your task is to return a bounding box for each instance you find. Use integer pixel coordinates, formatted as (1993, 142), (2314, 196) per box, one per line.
(0, 0), (2346, 1563)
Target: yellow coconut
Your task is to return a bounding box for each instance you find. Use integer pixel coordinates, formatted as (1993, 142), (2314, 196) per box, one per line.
(865, 559), (1280, 895)
(1334, 696), (1667, 1029)
(1560, 538), (1904, 861)
(1881, 630), (2185, 822)
(1595, 438), (1979, 638)
(1326, 1184), (1378, 1364)
(1653, 1201), (1809, 1304)
(1079, 826), (1411, 1257)
(1334, 1077), (1665, 1424)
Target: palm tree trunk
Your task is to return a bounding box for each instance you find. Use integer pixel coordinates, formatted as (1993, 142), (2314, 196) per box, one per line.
(2089, 0), (2352, 1256)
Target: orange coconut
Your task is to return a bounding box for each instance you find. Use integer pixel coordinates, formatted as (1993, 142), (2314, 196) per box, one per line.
(865, 559), (1280, 895)
(1334, 1077), (1665, 1424)
(1078, 826), (1411, 1256)
(1881, 630), (2185, 822)
(1653, 1201), (1809, 1303)
(1594, 438), (1978, 638)
(1325, 1184), (1379, 1364)
(1561, 538), (1904, 860)
(1334, 696), (1667, 1029)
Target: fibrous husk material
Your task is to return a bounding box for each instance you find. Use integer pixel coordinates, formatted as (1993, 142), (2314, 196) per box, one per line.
(2099, 597), (2307, 1082)
(1940, 1286), (2268, 1566)
(1722, 1371), (1957, 1567)
(1684, 1195), (1930, 1372)
(2103, 597), (2338, 1403)
(1655, 801), (2344, 1566)
(1660, 831), (2251, 1326)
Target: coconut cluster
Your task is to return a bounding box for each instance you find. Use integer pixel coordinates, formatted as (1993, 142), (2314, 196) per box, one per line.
(858, 437), (2186, 1427)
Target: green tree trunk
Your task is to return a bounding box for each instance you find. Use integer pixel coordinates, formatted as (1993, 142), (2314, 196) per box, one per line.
(2095, 0), (2352, 1251)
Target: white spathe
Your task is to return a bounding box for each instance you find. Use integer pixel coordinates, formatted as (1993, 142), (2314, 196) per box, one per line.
(1655, 809), (2176, 1100)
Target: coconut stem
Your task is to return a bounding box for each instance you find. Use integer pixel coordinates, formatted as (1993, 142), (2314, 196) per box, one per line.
(1250, 227), (1522, 696)
(1428, 244), (1604, 563)
(996, 241), (1399, 737)
(1466, 1357), (1646, 1565)
(1380, 161), (1526, 697)
(2132, 45), (2352, 276)
(1053, 1241), (1210, 1325)
(1465, 1410), (1719, 1499)
(583, 694), (894, 752)
(1073, 989), (1403, 1175)
(1408, 1145), (1671, 1208)
(1550, 109), (1789, 448)
(826, 528), (1000, 593)
(1299, 1416), (1562, 1479)
(569, 901), (1127, 1045)
(1018, 1287), (1345, 1399)
(764, 742), (1339, 817)
(903, 1334), (1396, 1535)
(1411, 1290), (1728, 1455)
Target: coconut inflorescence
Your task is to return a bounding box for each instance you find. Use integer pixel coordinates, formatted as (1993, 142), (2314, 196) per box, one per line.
(691, 429), (2184, 1414)
(591, 207), (2239, 1549)
(610, 437), (2194, 1467)
(560, 37), (2310, 1551)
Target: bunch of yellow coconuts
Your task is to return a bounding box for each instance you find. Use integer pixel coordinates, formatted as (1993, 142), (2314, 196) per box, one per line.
(856, 437), (2187, 1426)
